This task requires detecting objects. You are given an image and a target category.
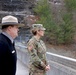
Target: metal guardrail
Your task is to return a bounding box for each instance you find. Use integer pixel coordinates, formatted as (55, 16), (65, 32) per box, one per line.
(47, 52), (76, 62)
(46, 52), (76, 70)
(46, 52), (76, 75)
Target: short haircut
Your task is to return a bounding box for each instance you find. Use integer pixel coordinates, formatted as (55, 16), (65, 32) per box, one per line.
(2, 25), (14, 30)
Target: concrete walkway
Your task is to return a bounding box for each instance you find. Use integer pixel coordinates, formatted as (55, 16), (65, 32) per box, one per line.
(16, 60), (29, 75)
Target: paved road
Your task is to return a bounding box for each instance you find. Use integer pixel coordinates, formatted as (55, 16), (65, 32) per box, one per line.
(16, 60), (29, 75)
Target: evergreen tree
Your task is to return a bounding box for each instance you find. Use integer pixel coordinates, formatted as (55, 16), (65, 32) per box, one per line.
(33, 0), (76, 44)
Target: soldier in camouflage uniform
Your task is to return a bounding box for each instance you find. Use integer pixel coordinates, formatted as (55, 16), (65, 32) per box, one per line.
(27, 24), (50, 75)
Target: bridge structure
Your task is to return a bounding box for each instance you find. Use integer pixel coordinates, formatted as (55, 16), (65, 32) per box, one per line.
(15, 42), (76, 75)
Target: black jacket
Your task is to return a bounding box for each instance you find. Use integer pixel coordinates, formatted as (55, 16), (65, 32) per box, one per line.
(0, 33), (17, 75)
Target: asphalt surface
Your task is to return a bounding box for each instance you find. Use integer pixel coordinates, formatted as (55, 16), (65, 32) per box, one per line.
(16, 60), (29, 75)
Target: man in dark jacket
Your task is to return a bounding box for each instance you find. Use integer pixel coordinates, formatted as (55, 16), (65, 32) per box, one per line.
(0, 15), (24, 75)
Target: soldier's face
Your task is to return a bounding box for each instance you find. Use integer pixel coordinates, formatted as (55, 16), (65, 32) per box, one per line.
(37, 30), (45, 36)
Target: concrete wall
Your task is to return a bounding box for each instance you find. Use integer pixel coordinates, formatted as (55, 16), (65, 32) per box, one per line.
(46, 52), (76, 70)
(16, 46), (76, 75)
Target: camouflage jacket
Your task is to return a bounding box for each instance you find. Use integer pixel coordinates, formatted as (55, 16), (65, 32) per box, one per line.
(27, 36), (48, 70)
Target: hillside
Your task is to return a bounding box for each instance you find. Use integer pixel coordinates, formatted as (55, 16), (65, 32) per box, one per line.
(46, 43), (76, 59)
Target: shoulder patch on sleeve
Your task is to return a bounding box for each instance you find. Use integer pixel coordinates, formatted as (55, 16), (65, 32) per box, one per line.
(27, 39), (35, 51)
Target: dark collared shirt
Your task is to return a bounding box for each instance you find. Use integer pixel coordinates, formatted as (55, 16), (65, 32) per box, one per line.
(2, 32), (14, 43)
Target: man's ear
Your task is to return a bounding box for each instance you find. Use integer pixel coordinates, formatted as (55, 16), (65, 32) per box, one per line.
(7, 26), (12, 31)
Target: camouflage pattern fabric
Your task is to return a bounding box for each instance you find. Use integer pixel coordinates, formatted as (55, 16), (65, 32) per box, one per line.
(27, 36), (48, 75)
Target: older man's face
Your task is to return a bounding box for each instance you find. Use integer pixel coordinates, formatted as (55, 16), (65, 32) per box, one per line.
(8, 25), (19, 39)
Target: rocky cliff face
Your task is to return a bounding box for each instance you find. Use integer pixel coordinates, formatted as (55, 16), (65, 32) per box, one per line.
(0, 0), (64, 27)
(0, 0), (36, 40)
(0, 0), (36, 21)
